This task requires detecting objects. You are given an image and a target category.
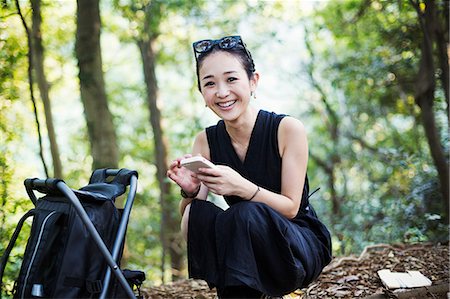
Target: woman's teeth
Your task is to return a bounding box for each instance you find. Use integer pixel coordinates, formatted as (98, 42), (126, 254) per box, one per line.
(217, 100), (236, 108)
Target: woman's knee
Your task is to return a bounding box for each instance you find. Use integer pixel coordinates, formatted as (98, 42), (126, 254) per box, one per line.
(228, 202), (274, 237)
(234, 202), (269, 221)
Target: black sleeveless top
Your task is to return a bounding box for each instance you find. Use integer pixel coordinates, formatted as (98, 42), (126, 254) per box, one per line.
(206, 110), (309, 211)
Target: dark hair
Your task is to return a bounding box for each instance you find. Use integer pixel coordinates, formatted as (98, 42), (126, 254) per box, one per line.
(195, 45), (256, 92)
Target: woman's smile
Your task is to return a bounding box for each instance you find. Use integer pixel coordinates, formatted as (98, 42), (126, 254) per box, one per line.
(217, 100), (237, 109)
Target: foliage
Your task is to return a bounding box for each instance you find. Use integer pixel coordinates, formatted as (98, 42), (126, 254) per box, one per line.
(305, 0), (449, 254)
(0, 3), (36, 294)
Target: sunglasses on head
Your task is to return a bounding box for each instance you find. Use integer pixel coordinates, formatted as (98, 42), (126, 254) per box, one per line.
(193, 35), (244, 53)
(192, 35), (254, 71)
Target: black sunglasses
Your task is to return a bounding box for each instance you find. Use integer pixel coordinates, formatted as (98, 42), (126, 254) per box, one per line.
(192, 35), (255, 71)
(193, 35), (244, 53)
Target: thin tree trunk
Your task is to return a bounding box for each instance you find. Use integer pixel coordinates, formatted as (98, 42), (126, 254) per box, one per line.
(418, 97), (449, 209)
(412, 0), (449, 220)
(75, 0), (118, 170)
(138, 37), (183, 282)
(15, 0), (49, 177)
(434, 0), (449, 120)
(31, 0), (63, 179)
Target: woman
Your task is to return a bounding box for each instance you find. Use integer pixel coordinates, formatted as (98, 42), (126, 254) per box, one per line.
(167, 35), (332, 298)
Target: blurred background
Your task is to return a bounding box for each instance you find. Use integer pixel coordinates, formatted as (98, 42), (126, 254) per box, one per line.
(1, 0), (448, 290)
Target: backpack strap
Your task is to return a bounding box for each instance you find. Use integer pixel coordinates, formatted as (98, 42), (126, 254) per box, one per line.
(89, 168), (138, 185)
(63, 277), (103, 296)
(88, 169), (109, 184)
(24, 178), (65, 204)
(82, 169), (138, 201)
(0, 210), (35, 294)
(111, 169), (138, 186)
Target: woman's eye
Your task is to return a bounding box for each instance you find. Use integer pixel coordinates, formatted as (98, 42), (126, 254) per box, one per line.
(228, 77), (238, 82)
(204, 81), (214, 87)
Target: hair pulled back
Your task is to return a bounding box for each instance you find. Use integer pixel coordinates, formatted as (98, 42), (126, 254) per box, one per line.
(195, 45), (255, 92)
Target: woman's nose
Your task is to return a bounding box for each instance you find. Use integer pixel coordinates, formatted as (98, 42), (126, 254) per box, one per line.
(215, 84), (230, 98)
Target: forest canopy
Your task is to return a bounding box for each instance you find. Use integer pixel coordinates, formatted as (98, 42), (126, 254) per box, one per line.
(0, 0), (448, 289)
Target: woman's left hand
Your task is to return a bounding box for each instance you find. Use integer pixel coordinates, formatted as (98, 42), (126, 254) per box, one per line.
(196, 165), (250, 198)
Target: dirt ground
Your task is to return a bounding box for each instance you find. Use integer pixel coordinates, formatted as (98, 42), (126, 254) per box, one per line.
(141, 242), (449, 299)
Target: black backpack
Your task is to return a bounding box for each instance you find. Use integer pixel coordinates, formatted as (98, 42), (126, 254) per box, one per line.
(0, 169), (145, 298)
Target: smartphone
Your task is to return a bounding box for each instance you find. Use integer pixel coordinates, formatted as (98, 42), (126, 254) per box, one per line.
(180, 156), (217, 173)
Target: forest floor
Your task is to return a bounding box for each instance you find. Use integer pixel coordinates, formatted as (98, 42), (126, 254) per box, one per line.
(141, 242), (449, 299)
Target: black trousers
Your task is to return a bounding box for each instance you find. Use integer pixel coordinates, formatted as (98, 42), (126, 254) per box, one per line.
(187, 200), (332, 297)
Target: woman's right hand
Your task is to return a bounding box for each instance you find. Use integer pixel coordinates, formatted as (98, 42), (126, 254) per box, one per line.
(167, 154), (201, 194)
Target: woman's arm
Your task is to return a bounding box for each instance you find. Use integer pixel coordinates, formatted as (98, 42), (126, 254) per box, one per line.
(278, 116), (308, 216)
(177, 131), (211, 215)
(242, 116), (307, 218)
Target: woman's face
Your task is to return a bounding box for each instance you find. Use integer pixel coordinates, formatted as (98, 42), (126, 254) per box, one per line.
(198, 51), (257, 121)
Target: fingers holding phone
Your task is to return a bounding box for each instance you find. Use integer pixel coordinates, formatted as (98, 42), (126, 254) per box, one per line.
(180, 156), (217, 173)
(167, 154), (201, 190)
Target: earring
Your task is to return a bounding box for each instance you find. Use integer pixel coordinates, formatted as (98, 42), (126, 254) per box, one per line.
(251, 91), (256, 99)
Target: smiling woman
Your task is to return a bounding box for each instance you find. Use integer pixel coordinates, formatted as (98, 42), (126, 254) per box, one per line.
(199, 51), (258, 125)
(193, 36), (255, 92)
(166, 35), (332, 298)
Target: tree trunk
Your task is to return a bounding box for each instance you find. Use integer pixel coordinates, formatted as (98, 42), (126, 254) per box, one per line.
(138, 37), (183, 282)
(413, 0), (449, 220)
(75, 0), (118, 170)
(15, 0), (49, 177)
(433, 0), (449, 120)
(31, 0), (63, 179)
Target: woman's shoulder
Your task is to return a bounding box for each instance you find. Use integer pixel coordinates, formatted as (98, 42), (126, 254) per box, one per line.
(260, 109), (297, 124)
(195, 129), (207, 140)
(279, 115), (305, 133)
(257, 110), (305, 138)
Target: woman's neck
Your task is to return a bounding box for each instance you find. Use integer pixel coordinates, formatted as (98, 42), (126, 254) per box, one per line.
(224, 106), (259, 144)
